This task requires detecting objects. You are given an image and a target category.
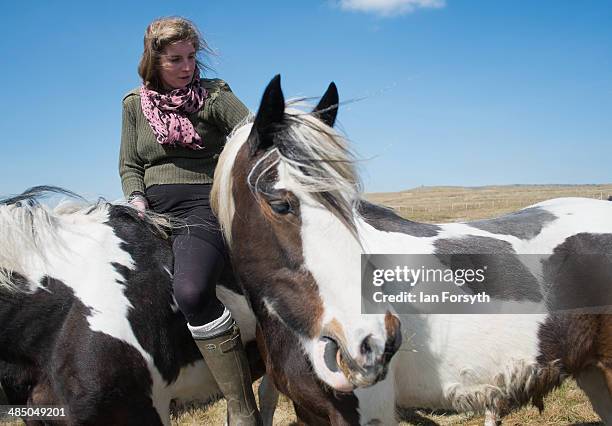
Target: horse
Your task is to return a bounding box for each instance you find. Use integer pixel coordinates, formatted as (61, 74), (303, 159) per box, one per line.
(210, 74), (612, 425)
(0, 187), (272, 425)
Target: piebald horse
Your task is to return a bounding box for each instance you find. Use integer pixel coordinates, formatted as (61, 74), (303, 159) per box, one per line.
(0, 188), (271, 425)
(211, 75), (612, 425)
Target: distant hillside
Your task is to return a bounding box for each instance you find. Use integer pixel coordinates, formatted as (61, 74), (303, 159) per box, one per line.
(364, 183), (612, 223)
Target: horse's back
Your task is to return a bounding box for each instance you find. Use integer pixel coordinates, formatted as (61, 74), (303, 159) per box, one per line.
(470, 196), (612, 235)
(432, 197), (612, 253)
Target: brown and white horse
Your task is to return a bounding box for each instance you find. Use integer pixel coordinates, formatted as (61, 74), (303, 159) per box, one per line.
(211, 75), (612, 425)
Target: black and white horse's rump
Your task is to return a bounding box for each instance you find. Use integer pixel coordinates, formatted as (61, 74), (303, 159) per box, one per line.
(0, 187), (262, 425)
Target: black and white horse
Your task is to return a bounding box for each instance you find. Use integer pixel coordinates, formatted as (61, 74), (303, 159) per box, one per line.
(210, 75), (612, 425)
(0, 188), (269, 425)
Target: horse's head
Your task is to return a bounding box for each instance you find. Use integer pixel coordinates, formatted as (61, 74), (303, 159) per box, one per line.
(212, 75), (401, 392)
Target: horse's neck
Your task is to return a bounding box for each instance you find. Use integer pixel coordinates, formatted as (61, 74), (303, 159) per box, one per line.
(357, 200), (439, 230)
(355, 200), (441, 253)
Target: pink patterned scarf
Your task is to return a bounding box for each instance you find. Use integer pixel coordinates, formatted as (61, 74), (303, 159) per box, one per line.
(140, 78), (207, 149)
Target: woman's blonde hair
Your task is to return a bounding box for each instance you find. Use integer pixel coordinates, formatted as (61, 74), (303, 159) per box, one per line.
(138, 16), (213, 91)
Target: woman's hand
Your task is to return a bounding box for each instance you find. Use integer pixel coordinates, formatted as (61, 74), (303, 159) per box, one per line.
(128, 192), (148, 215)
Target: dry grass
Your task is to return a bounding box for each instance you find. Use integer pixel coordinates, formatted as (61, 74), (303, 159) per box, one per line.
(364, 184), (612, 223)
(166, 378), (602, 425)
(398, 380), (602, 425)
(2, 184), (608, 425)
(170, 380), (297, 425)
(0, 379), (601, 426)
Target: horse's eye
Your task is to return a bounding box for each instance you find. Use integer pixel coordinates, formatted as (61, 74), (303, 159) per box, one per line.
(269, 200), (292, 215)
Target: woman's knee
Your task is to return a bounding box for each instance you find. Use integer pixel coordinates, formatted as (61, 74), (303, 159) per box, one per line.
(172, 236), (227, 324)
(173, 273), (226, 325)
(173, 276), (212, 310)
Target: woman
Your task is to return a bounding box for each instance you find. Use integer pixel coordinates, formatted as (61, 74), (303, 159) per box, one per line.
(119, 17), (260, 425)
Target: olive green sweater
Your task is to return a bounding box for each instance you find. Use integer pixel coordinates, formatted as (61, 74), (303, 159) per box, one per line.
(119, 78), (250, 197)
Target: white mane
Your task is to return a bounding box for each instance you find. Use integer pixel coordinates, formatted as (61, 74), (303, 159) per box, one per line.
(0, 201), (110, 291)
(0, 197), (173, 292)
(211, 122), (254, 247)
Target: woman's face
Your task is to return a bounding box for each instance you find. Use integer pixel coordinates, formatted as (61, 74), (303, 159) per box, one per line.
(159, 40), (196, 91)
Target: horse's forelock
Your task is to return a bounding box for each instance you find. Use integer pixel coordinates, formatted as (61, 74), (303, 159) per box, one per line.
(267, 109), (362, 237)
(212, 106), (362, 246)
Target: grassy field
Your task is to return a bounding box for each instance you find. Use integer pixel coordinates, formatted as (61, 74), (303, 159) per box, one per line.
(364, 183), (612, 223)
(168, 377), (602, 425)
(2, 184), (608, 426)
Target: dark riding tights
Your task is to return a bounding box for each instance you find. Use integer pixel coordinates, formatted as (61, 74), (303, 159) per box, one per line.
(145, 184), (227, 327)
(172, 234), (225, 326)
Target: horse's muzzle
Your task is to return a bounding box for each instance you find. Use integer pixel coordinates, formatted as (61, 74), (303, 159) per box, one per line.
(320, 312), (402, 389)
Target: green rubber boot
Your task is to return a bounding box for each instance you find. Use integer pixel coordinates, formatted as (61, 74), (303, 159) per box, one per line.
(195, 323), (262, 426)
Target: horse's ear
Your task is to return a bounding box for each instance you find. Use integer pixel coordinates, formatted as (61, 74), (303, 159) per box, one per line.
(249, 74), (285, 157)
(313, 82), (338, 127)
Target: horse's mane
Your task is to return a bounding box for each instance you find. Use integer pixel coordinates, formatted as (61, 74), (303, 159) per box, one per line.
(0, 186), (172, 292)
(211, 119), (254, 247)
(212, 103), (362, 246)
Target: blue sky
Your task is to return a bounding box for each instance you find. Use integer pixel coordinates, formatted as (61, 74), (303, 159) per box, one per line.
(1, 0), (610, 199)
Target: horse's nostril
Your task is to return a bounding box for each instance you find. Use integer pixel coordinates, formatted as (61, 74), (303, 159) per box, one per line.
(322, 337), (340, 373)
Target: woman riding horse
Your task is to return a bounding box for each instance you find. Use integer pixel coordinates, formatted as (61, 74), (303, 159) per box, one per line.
(118, 16), (260, 425)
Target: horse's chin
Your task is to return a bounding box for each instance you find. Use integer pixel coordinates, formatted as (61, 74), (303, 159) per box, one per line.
(311, 338), (355, 393)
